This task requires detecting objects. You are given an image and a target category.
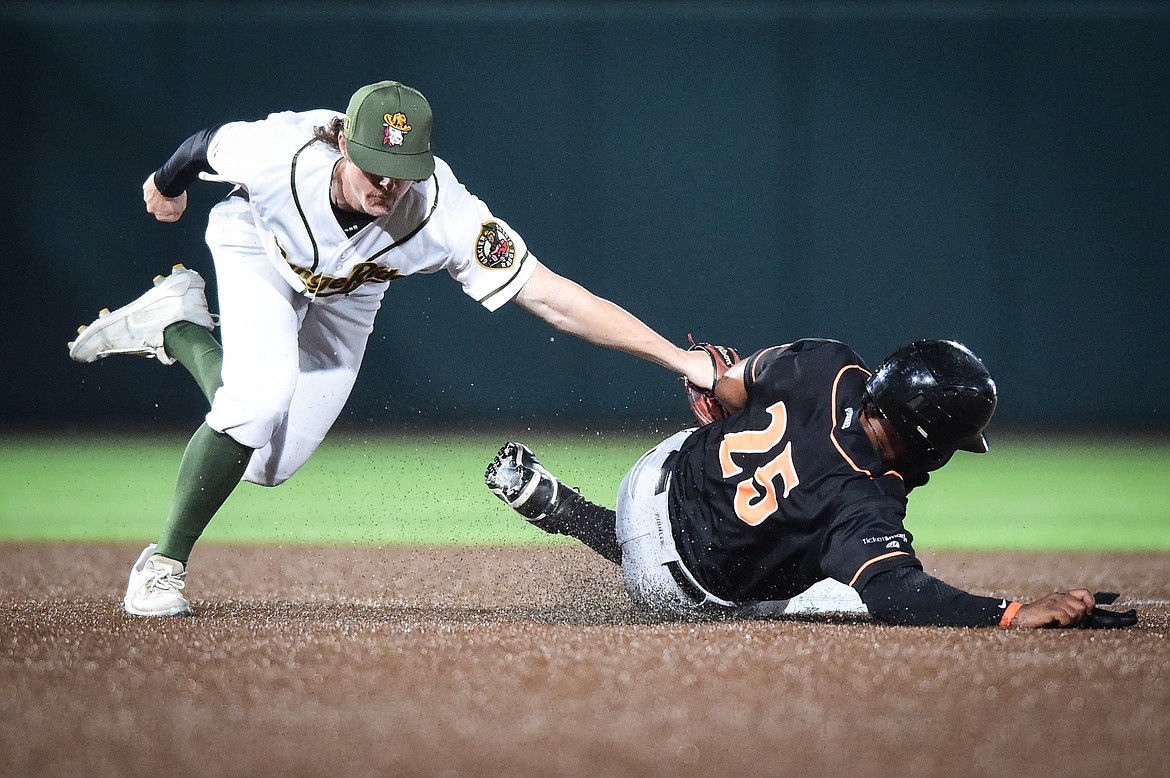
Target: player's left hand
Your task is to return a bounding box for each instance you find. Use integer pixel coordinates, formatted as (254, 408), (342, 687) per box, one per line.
(679, 347), (719, 391)
(1009, 589), (1096, 628)
(1009, 588), (1139, 629)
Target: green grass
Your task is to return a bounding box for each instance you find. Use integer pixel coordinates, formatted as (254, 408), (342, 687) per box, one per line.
(2, 432), (1168, 550)
(905, 437), (1170, 550)
(0, 431), (656, 546)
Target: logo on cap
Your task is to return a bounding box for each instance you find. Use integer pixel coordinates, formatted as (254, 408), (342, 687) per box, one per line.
(383, 112), (413, 148)
(475, 221), (515, 269)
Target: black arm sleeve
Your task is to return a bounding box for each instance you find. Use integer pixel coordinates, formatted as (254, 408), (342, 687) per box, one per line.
(860, 566), (1011, 627)
(153, 124), (224, 197)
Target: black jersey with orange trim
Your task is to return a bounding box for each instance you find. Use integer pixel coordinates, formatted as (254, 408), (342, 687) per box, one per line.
(667, 338), (922, 603)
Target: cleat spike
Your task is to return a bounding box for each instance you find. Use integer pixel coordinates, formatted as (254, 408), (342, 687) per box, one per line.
(172, 263), (186, 272)
(98, 308), (111, 316)
(67, 341), (75, 349)
(77, 325), (87, 334)
(152, 274), (165, 285)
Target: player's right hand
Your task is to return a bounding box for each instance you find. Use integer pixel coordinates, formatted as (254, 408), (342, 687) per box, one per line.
(1009, 589), (1096, 628)
(143, 173), (188, 222)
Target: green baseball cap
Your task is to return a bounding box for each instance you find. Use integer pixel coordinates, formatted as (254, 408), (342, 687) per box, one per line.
(343, 81), (435, 181)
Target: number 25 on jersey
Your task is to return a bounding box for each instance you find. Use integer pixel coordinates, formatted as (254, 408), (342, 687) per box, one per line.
(718, 401), (800, 526)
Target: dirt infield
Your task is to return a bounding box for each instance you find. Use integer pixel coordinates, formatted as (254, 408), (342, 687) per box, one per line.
(2, 543), (1167, 778)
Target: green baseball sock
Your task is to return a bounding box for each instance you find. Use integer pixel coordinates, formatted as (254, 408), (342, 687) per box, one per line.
(163, 321), (224, 404)
(155, 423), (253, 564)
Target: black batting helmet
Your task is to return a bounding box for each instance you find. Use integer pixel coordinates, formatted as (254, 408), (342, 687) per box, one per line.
(866, 340), (997, 472)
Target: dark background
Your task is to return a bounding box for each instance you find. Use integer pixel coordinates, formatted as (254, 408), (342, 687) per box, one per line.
(3, 1), (1167, 433)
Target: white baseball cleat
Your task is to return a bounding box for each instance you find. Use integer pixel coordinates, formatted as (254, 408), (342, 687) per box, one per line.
(124, 544), (192, 617)
(68, 265), (214, 365)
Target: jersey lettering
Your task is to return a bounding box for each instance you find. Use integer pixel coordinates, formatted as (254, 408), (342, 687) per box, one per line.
(290, 261), (402, 296)
(718, 400), (800, 526)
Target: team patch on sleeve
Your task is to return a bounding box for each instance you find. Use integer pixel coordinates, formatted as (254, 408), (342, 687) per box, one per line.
(475, 221), (516, 269)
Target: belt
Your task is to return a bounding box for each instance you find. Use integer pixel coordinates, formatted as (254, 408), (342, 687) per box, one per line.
(655, 449), (703, 603)
(652, 447), (710, 605)
(655, 449), (678, 495)
(666, 560), (707, 604)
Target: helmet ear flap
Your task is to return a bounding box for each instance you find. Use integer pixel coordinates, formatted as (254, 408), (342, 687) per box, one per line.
(863, 396), (946, 471)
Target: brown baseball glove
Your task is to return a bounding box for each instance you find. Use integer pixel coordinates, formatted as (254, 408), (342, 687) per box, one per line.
(685, 335), (740, 426)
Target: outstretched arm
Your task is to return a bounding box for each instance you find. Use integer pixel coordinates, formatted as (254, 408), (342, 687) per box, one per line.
(514, 264), (716, 388)
(861, 566), (1100, 629)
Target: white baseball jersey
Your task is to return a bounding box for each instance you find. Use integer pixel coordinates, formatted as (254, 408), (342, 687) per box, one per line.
(203, 109), (537, 310)
(192, 108), (542, 484)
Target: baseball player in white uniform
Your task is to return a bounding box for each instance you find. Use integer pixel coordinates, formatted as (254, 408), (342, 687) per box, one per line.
(69, 81), (716, 617)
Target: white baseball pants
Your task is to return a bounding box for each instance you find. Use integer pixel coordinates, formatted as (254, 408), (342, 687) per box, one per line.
(203, 197), (383, 486)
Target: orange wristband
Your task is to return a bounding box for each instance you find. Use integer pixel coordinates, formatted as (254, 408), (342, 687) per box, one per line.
(999, 601), (1023, 629)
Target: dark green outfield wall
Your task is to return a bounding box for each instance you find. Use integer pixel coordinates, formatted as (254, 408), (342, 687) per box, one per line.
(4, 2), (1167, 430)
